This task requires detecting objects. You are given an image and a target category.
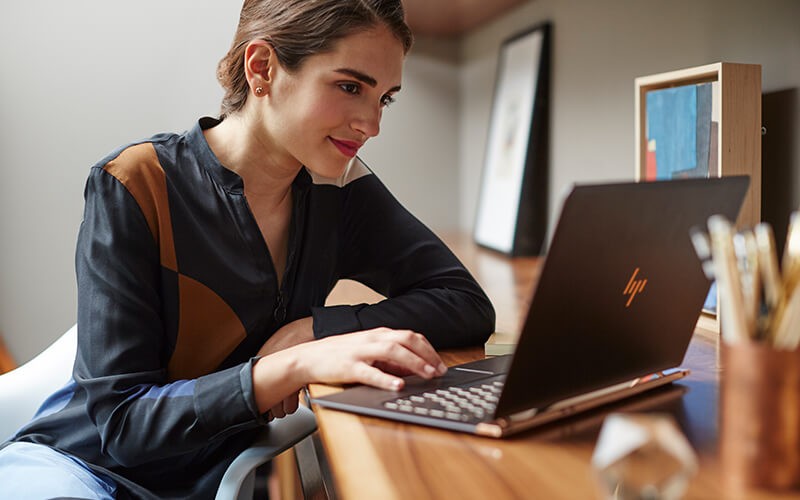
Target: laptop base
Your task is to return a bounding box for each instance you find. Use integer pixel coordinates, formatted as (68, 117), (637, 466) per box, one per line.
(311, 364), (689, 438)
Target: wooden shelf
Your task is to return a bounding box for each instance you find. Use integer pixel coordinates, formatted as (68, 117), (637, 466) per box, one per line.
(635, 62), (762, 336)
(403, 0), (529, 37)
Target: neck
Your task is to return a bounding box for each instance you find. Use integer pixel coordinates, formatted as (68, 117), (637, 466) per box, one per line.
(204, 111), (300, 204)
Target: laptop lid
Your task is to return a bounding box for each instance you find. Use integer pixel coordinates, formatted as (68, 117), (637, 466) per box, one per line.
(494, 175), (749, 417)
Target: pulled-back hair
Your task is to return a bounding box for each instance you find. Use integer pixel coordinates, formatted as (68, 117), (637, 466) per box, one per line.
(217, 0), (413, 118)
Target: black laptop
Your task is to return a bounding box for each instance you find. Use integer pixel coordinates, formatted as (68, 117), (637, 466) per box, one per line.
(311, 176), (749, 437)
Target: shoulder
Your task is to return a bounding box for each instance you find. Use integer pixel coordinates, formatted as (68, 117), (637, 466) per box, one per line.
(84, 133), (183, 238)
(91, 132), (180, 191)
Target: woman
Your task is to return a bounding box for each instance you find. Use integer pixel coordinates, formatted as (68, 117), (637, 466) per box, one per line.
(0, 0), (494, 498)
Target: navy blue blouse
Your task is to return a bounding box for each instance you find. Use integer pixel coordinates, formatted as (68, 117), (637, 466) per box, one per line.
(7, 117), (495, 499)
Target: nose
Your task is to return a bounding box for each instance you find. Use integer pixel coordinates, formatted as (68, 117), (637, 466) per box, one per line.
(352, 105), (381, 139)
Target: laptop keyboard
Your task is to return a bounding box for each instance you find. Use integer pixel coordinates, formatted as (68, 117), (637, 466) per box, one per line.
(382, 380), (504, 424)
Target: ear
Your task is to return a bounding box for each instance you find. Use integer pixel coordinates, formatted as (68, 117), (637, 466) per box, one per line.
(244, 40), (276, 96)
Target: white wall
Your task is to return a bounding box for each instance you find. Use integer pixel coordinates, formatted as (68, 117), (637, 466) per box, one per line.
(0, 3), (460, 363)
(362, 38), (461, 231)
(4, 0), (799, 363)
(0, 1), (238, 363)
(459, 0), (800, 237)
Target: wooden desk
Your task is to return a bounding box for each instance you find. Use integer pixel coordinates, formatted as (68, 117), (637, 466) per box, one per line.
(306, 232), (796, 499)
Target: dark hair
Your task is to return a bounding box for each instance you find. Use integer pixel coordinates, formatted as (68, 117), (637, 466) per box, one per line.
(217, 0), (413, 118)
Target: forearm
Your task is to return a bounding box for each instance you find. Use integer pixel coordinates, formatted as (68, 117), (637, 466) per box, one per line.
(336, 175), (495, 347)
(77, 363), (263, 467)
(313, 285), (495, 348)
(256, 316), (314, 357)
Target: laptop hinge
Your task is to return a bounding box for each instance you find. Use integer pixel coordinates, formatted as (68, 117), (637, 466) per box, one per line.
(477, 368), (690, 438)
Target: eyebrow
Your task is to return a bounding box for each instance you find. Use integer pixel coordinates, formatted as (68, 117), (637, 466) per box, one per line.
(334, 68), (401, 93)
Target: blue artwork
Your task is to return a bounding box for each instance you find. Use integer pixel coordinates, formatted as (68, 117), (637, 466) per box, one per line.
(646, 83), (713, 180)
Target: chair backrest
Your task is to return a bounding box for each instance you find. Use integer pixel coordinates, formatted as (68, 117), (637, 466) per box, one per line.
(0, 324), (77, 440)
(0, 322), (318, 500)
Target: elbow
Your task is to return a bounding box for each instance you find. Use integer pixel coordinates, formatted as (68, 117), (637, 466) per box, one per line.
(102, 443), (141, 469)
(99, 424), (150, 468)
(96, 409), (164, 468)
(474, 299), (496, 344)
(463, 292), (495, 346)
(444, 294), (495, 348)
(105, 449), (142, 469)
(86, 399), (149, 467)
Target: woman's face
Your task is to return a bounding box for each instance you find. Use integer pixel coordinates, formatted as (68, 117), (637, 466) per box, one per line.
(264, 24), (405, 178)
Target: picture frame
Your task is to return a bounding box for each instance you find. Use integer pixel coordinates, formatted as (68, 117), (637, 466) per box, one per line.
(634, 62), (762, 334)
(474, 22), (551, 256)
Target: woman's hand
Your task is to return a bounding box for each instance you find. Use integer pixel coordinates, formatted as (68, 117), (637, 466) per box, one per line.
(251, 328), (447, 414)
(294, 328), (448, 390)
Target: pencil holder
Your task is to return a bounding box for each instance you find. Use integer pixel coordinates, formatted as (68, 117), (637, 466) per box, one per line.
(721, 341), (800, 491)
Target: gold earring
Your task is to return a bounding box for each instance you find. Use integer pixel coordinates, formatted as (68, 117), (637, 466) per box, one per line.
(255, 87), (264, 95)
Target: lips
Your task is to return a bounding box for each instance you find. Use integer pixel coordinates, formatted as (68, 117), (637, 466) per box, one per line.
(329, 137), (361, 158)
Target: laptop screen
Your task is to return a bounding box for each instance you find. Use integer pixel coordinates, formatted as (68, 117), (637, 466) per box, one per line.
(495, 176), (749, 416)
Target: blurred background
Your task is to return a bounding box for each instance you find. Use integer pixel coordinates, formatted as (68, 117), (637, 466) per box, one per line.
(1, 0), (798, 364)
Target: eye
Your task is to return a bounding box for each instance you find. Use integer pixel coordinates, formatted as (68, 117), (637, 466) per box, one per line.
(339, 82), (360, 95)
(380, 94), (396, 108)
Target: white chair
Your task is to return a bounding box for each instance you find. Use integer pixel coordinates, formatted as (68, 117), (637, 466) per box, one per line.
(0, 324), (317, 500)
(0, 324), (78, 441)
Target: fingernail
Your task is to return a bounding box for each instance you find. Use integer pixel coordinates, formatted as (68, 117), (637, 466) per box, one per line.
(423, 364), (436, 376)
(438, 363), (448, 375)
(391, 379), (403, 390)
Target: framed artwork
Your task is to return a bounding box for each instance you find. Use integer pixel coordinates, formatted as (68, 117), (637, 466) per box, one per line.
(474, 22), (551, 256)
(635, 62), (761, 333)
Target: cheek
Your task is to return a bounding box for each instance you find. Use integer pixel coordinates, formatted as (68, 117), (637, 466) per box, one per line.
(311, 98), (349, 126)
(289, 97), (339, 134)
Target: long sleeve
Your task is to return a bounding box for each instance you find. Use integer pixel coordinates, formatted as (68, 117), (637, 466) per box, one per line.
(311, 172), (495, 348)
(13, 120), (367, 499)
(74, 163), (264, 468)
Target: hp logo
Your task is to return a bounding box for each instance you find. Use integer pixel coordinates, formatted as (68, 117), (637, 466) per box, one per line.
(623, 268), (647, 307)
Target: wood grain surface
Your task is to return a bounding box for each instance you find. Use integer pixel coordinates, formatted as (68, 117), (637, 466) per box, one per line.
(309, 231), (796, 499)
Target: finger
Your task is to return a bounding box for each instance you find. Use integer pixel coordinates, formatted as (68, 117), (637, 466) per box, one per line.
(359, 328), (444, 377)
(388, 330), (447, 376)
(367, 341), (439, 380)
(373, 360), (415, 377)
(271, 403), (287, 419)
(354, 362), (404, 391)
